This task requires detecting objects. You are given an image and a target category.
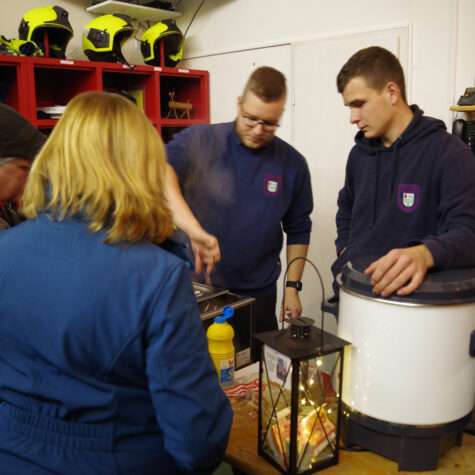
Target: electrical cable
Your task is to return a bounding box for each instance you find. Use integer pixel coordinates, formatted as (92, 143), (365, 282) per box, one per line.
(133, 21), (148, 41)
(183, 0), (206, 37)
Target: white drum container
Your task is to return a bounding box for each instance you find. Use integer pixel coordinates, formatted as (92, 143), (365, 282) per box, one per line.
(337, 258), (475, 426)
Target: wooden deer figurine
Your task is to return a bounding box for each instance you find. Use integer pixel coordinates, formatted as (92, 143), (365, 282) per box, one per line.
(166, 90), (192, 119)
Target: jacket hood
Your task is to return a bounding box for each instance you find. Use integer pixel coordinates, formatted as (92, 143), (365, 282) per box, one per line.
(354, 104), (446, 154)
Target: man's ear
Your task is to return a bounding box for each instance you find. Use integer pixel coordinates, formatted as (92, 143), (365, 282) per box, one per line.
(237, 95), (243, 110)
(386, 82), (400, 104)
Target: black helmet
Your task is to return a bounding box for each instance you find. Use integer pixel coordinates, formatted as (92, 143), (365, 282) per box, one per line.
(140, 19), (183, 67)
(18, 5), (73, 59)
(82, 13), (135, 65)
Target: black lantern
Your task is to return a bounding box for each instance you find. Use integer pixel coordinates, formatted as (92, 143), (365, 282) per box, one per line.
(254, 317), (350, 474)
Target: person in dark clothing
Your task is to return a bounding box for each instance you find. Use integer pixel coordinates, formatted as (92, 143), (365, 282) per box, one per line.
(0, 103), (46, 231)
(166, 67), (313, 333)
(331, 46), (475, 297)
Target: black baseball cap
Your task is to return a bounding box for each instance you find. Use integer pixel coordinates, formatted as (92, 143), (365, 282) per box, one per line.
(0, 103), (46, 162)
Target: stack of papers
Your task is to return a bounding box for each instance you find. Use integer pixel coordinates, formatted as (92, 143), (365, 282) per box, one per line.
(37, 105), (66, 119)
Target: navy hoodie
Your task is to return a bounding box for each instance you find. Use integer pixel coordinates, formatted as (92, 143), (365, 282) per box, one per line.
(332, 105), (475, 282)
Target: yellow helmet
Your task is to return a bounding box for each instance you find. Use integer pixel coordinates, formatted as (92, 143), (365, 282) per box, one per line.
(140, 19), (183, 67)
(18, 5), (73, 59)
(82, 14), (135, 64)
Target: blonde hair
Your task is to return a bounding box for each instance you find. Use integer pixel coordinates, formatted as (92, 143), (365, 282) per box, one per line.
(22, 91), (173, 245)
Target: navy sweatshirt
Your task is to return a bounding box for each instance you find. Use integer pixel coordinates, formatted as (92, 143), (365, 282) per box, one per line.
(166, 122), (313, 297)
(332, 105), (475, 280)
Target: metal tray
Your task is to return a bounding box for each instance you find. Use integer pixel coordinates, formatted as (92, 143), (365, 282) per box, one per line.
(198, 291), (255, 321)
(193, 282), (215, 300)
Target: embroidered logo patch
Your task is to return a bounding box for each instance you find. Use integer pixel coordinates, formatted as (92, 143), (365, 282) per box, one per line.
(264, 174), (282, 196)
(398, 184), (420, 212)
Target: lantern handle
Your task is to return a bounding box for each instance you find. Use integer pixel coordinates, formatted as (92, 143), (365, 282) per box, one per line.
(280, 256), (326, 349)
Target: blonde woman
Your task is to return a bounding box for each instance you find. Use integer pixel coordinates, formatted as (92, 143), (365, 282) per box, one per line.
(0, 91), (232, 474)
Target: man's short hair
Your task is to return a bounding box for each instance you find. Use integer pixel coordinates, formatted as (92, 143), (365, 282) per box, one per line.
(337, 46), (407, 103)
(242, 66), (286, 102)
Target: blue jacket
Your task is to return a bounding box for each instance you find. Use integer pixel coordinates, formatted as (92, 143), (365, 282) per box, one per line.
(332, 105), (475, 285)
(166, 122), (313, 297)
(0, 214), (232, 474)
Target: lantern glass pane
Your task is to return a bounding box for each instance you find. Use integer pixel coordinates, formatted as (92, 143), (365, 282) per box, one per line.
(260, 349), (342, 473)
(260, 352), (293, 470)
(295, 357), (339, 471)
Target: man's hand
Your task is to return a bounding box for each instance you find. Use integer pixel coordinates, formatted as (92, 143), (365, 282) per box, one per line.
(364, 245), (434, 297)
(279, 288), (303, 321)
(189, 227), (221, 276)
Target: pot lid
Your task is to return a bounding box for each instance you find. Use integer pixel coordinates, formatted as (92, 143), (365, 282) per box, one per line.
(337, 255), (475, 305)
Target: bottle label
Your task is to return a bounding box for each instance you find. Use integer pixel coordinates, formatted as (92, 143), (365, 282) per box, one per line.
(219, 358), (235, 387)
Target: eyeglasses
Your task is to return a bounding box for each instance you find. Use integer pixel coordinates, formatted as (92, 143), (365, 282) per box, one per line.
(241, 110), (280, 132)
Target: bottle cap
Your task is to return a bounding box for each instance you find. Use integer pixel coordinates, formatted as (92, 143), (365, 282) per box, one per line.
(214, 305), (234, 323)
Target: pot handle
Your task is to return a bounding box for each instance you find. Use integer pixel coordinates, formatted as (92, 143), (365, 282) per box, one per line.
(470, 330), (475, 357)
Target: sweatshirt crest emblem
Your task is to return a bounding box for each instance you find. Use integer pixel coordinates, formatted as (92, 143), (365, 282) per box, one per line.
(264, 174), (282, 196)
(398, 184), (420, 212)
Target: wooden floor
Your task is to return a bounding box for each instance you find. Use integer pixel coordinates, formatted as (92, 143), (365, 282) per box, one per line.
(225, 400), (475, 474)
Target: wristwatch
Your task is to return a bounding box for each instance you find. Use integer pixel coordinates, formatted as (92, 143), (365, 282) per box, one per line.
(286, 281), (303, 291)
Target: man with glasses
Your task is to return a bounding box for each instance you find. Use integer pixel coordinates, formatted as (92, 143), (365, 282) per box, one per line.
(165, 66), (313, 336)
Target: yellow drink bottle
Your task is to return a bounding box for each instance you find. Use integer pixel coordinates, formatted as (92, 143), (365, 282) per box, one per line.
(207, 306), (235, 387)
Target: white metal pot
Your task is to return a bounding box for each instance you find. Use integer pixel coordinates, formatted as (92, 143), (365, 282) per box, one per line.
(337, 258), (475, 426)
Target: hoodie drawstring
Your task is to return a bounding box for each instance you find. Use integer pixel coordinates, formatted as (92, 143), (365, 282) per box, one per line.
(370, 151), (380, 228)
(371, 138), (400, 227)
(389, 138), (401, 199)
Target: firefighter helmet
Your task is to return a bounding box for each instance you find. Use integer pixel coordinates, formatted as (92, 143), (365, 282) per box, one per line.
(18, 5), (73, 59)
(82, 14), (135, 64)
(140, 19), (183, 67)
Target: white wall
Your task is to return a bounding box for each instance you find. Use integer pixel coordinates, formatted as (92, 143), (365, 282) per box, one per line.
(178, 0), (474, 124)
(454, 0), (475, 107)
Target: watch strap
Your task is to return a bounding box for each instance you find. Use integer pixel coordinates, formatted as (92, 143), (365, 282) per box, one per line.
(286, 280), (302, 291)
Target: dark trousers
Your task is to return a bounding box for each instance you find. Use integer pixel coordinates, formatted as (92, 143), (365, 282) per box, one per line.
(252, 293), (278, 334)
(250, 293), (277, 361)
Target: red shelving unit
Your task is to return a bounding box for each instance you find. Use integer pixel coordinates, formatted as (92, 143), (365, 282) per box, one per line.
(0, 56), (209, 141)
(0, 55), (30, 117)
